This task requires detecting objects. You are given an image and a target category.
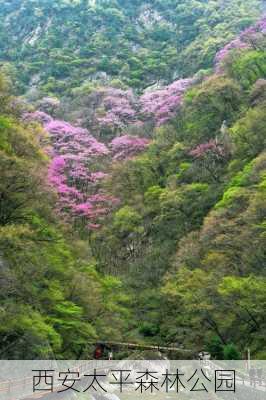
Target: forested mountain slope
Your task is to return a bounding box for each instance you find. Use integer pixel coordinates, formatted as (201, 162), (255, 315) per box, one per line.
(90, 21), (266, 358)
(0, 1), (265, 359)
(0, 81), (132, 358)
(0, 0), (263, 94)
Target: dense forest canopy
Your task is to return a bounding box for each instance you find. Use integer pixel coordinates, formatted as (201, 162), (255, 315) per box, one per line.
(0, 0), (265, 360)
(0, 0), (263, 93)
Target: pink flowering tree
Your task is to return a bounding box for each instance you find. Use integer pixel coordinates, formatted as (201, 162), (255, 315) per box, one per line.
(25, 112), (119, 229)
(215, 16), (266, 72)
(111, 135), (150, 160)
(71, 81), (193, 134)
(189, 139), (229, 182)
(23, 110), (53, 124)
(189, 140), (226, 159)
(96, 88), (140, 133)
(214, 38), (249, 73)
(140, 78), (193, 126)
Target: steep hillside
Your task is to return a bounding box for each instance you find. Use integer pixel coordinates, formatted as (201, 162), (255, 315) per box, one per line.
(0, 77), (130, 358)
(89, 19), (266, 358)
(0, 0), (263, 95)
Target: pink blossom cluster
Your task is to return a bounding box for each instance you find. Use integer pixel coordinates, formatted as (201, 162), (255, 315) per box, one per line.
(25, 111), (118, 228)
(189, 139), (225, 159)
(111, 135), (150, 160)
(140, 78), (193, 126)
(68, 80), (194, 136)
(256, 17), (266, 33)
(242, 16), (266, 37)
(45, 119), (109, 159)
(214, 38), (249, 66)
(215, 16), (266, 70)
(94, 81), (193, 131)
(96, 88), (139, 130)
(23, 110), (53, 124)
(23, 75), (199, 226)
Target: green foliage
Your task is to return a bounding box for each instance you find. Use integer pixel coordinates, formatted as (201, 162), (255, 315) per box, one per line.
(113, 206), (144, 237)
(182, 76), (243, 143)
(207, 336), (224, 360)
(228, 50), (266, 89)
(139, 322), (159, 337)
(230, 104), (266, 159)
(223, 344), (241, 360)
